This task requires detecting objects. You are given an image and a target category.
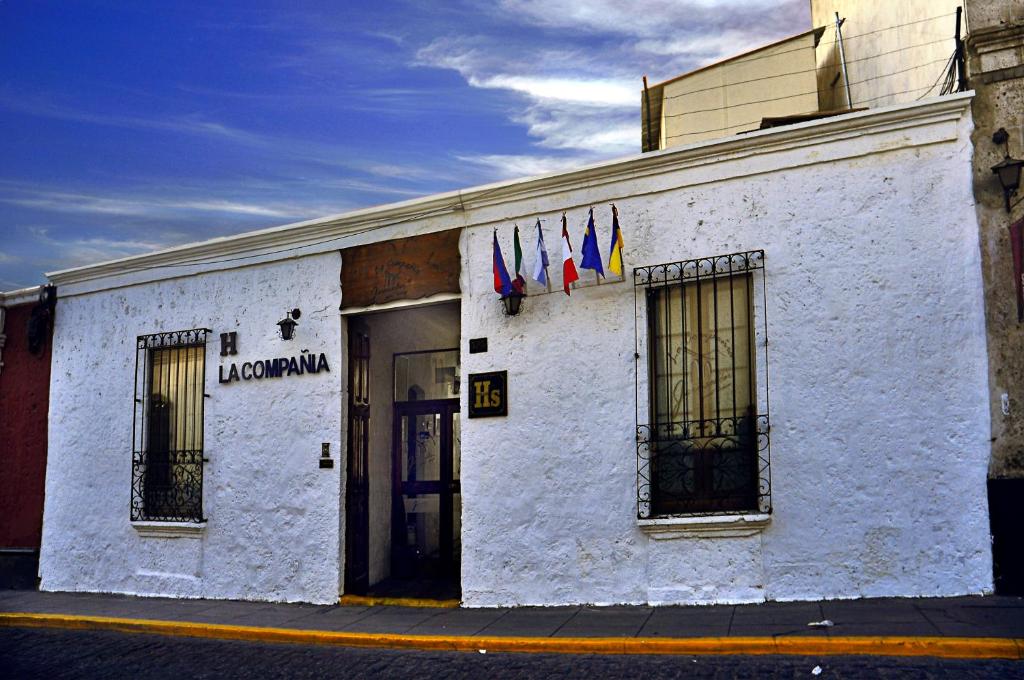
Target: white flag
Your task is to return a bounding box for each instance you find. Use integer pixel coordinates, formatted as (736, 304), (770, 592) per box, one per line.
(531, 219), (549, 285)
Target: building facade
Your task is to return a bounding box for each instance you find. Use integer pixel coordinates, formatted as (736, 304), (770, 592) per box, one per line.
(39, 94), (992, 607)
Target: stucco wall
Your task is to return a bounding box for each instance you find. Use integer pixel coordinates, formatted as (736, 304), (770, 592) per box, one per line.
(39, 253), (343, 603)
(458, 101), (992, 606)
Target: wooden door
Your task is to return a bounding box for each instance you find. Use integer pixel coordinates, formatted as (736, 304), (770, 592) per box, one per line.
(344, 320), (371, 594)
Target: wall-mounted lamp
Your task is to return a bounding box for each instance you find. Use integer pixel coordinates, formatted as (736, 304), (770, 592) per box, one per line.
(277, 308), (301, 340)
(500, 293), (524, 317)
(992, 128), (1024, 213)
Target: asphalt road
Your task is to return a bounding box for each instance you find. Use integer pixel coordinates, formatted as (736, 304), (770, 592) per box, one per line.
(1, 628), (1023, 679)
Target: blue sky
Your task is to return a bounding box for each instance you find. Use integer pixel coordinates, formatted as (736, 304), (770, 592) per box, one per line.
(0, 0), (808, 289)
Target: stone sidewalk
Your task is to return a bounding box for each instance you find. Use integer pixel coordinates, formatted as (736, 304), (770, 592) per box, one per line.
(2, 590), (1023, 657)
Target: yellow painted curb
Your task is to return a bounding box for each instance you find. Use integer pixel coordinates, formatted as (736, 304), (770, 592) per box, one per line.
(1, 612), (1022, 659)
(338, 594), (460, 609)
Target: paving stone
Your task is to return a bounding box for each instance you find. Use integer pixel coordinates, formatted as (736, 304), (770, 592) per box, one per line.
(407, 608), (510, 636)
(639, 606), (733, 638)
(475, 607), (580, 637)
(730, 601), (824, 628)
(553, 606), (654, 638)
(337, 607), (445, 634)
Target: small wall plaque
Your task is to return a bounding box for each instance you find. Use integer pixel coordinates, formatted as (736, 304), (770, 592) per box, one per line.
(468, 371), (507, 418)
(469, 337), (488, 354)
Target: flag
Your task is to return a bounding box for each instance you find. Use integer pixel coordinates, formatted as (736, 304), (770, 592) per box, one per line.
(512, 225), (526, 295)
(561, 213), (580, 295)
(493, 230), (513, 296)
(579, 207), (604, 277)
(531, 219), (549, 286)
(608, 204), (625, 277)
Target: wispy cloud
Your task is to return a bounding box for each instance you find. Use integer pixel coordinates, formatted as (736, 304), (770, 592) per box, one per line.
(497, 0), (803, 41)
(415, 37), (638, 157)
(414, 0), (806, 165)
(27, 228), (170, 269)
(0, 95), (267, 145)
(0, 188), (308, 219)
(455, 153), (599, 179)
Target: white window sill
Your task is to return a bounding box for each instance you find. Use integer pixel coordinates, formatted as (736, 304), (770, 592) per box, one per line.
(132, 521), (206, 538)
(638, 513), (771, 540)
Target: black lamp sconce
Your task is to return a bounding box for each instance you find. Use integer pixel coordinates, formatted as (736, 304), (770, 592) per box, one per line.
(992, 128), (1024, 213)
(277, 308), (301, 340)
(500, 292), (524, 317)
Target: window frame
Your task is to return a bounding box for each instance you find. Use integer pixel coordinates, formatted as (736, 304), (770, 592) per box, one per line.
(131, 328), (210, 523)
(633, 251), (771, 519)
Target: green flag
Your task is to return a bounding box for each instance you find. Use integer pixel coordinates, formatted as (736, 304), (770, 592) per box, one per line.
(512, 225), (526, 294)
(513, 225), (523, 276)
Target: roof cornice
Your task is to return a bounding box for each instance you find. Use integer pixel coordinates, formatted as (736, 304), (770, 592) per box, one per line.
(47, 93), (974, 294)
(0, 285), (45, 307)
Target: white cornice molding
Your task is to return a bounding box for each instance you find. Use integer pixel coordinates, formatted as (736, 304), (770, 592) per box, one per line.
(47, 93), (974, 295)
(0, 285), (44, 307)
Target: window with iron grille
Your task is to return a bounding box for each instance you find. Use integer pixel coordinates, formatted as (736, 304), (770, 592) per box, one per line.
(131, 329), (209, 523)
(634, 251), (770, 518)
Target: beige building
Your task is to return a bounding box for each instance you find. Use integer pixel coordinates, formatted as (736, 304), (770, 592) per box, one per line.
(644, 2), (967, 151)
(642, 28), (825, 150)
(811, 1), (965, 110)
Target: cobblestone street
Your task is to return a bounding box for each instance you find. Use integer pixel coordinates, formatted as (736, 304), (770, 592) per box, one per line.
(3, 628), (1022, 679)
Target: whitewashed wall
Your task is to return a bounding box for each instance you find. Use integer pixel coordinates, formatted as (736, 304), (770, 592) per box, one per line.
(458, 101), (992, 606)
(40, 253), (343, 603)
(40, 96), (991, 607)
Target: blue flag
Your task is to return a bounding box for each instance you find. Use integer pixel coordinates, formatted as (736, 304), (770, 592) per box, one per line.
(492, 230), (513, 296)
(580, 208), (604, 277)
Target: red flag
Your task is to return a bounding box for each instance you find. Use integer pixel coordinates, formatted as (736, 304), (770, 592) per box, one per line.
(561, 213), (580, 295)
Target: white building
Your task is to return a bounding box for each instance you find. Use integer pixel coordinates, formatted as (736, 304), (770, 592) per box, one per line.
(40, 93), (993, 607)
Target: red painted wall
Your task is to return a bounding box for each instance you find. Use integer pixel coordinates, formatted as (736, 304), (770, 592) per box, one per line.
(0, 302), (51, 549)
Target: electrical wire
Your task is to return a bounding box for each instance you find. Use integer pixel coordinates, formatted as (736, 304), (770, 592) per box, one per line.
(663, 73), (965, 142)
(688, 11), (956, 73)
(661, 36), (954, 105)
(662, 54), (952, 121)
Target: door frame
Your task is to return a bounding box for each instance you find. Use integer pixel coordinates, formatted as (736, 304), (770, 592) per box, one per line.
(344, 319), (371, 595)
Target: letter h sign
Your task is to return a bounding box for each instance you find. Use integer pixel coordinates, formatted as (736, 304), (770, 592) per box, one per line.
(467, 371), (508, 418)
(220, 332), (238, 356)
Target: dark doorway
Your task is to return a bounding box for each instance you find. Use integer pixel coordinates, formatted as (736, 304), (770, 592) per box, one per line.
(344, 319), (371, 595)
(989, 478), (1024, 595)
(384, 349), (461, 601)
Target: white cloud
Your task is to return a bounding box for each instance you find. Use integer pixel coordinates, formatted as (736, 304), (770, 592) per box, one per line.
(416, 38), (638, 156)
(467, 75), (635, 107)
(497, 0), (800, 39)
(0, 189), (307, 219)
(456, 153), (597, 179)
(27, 228), (168, 268)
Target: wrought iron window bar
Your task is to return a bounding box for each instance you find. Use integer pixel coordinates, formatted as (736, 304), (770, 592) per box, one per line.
(633, 250), (771, 519)
(131, 328), (209, 523)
